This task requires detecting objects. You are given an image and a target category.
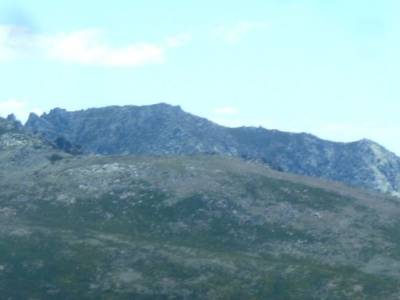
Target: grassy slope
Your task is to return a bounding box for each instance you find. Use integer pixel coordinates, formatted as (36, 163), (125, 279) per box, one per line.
(1, 154), (400, 299)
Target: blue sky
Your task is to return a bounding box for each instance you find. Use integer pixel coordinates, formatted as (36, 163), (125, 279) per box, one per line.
(0, 0), (399, 154)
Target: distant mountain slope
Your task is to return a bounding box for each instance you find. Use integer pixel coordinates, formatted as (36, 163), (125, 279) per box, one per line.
(2, 123), (400, 298)
(25, 103), (400, 196)
(0, 115), (70, 170)
(25, 104), (239, 155)
(229, 127), (400, 196)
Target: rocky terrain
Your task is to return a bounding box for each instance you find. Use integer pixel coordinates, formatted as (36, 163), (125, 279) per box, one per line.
(25, 103), (400, 197)
(2, 116), (400, 299)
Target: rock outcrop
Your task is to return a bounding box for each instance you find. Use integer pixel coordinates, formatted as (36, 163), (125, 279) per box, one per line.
(25, 103), (400, 196)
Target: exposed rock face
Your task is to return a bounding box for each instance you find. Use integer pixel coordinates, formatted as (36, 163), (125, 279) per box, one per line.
(26, 104), (239, 156)
(0, 116), (44, 153)
(230, 128), (400, 196)
(0, 116), (70, 169)
(0, 115), (22, 135)
(25, 103), (400, 196)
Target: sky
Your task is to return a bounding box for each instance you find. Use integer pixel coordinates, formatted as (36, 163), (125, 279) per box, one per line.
(0, 0), (399, 154)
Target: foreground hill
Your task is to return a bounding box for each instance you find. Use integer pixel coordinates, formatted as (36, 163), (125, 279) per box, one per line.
(2, 117), (400, 299)
(25, 103), (400, 196)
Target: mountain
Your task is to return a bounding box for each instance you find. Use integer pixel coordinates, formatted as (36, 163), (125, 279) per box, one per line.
(2, 116), (400, 299)
(229, 127), (400, 197)
(25, 104), (239, 156)
(25, 103), (400, 196)
(0, 114), (69, 169)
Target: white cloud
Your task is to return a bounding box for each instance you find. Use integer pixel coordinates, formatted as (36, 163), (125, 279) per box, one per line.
(0, 25), (37, 61)
(0, 26), (18, 61)
(215, 21), (269, 44)
(41, 29), (165, 67)
(0, 25), (190, 67)
(165, 33), (192, 48)
(0, 99), (44, 123)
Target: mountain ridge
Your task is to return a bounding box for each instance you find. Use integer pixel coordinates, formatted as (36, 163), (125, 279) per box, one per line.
(3, 114), (400, 298)
(24, 103), (400, 196)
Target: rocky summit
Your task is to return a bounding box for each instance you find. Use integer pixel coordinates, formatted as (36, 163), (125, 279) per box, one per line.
(26, 103), (400, 196)
(2, 115), (400, 299)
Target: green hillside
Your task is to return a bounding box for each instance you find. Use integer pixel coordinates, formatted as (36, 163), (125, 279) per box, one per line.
(1, 144), (400, 299)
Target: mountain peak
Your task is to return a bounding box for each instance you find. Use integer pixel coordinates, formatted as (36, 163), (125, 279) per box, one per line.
(151, 102), (182, 109)
(355, 138), (378, 146)
(0, 116), (22, 134)
(24, 103), (400, 196)
(6, 114), (17, 122)
(353, 138), (396, 156)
